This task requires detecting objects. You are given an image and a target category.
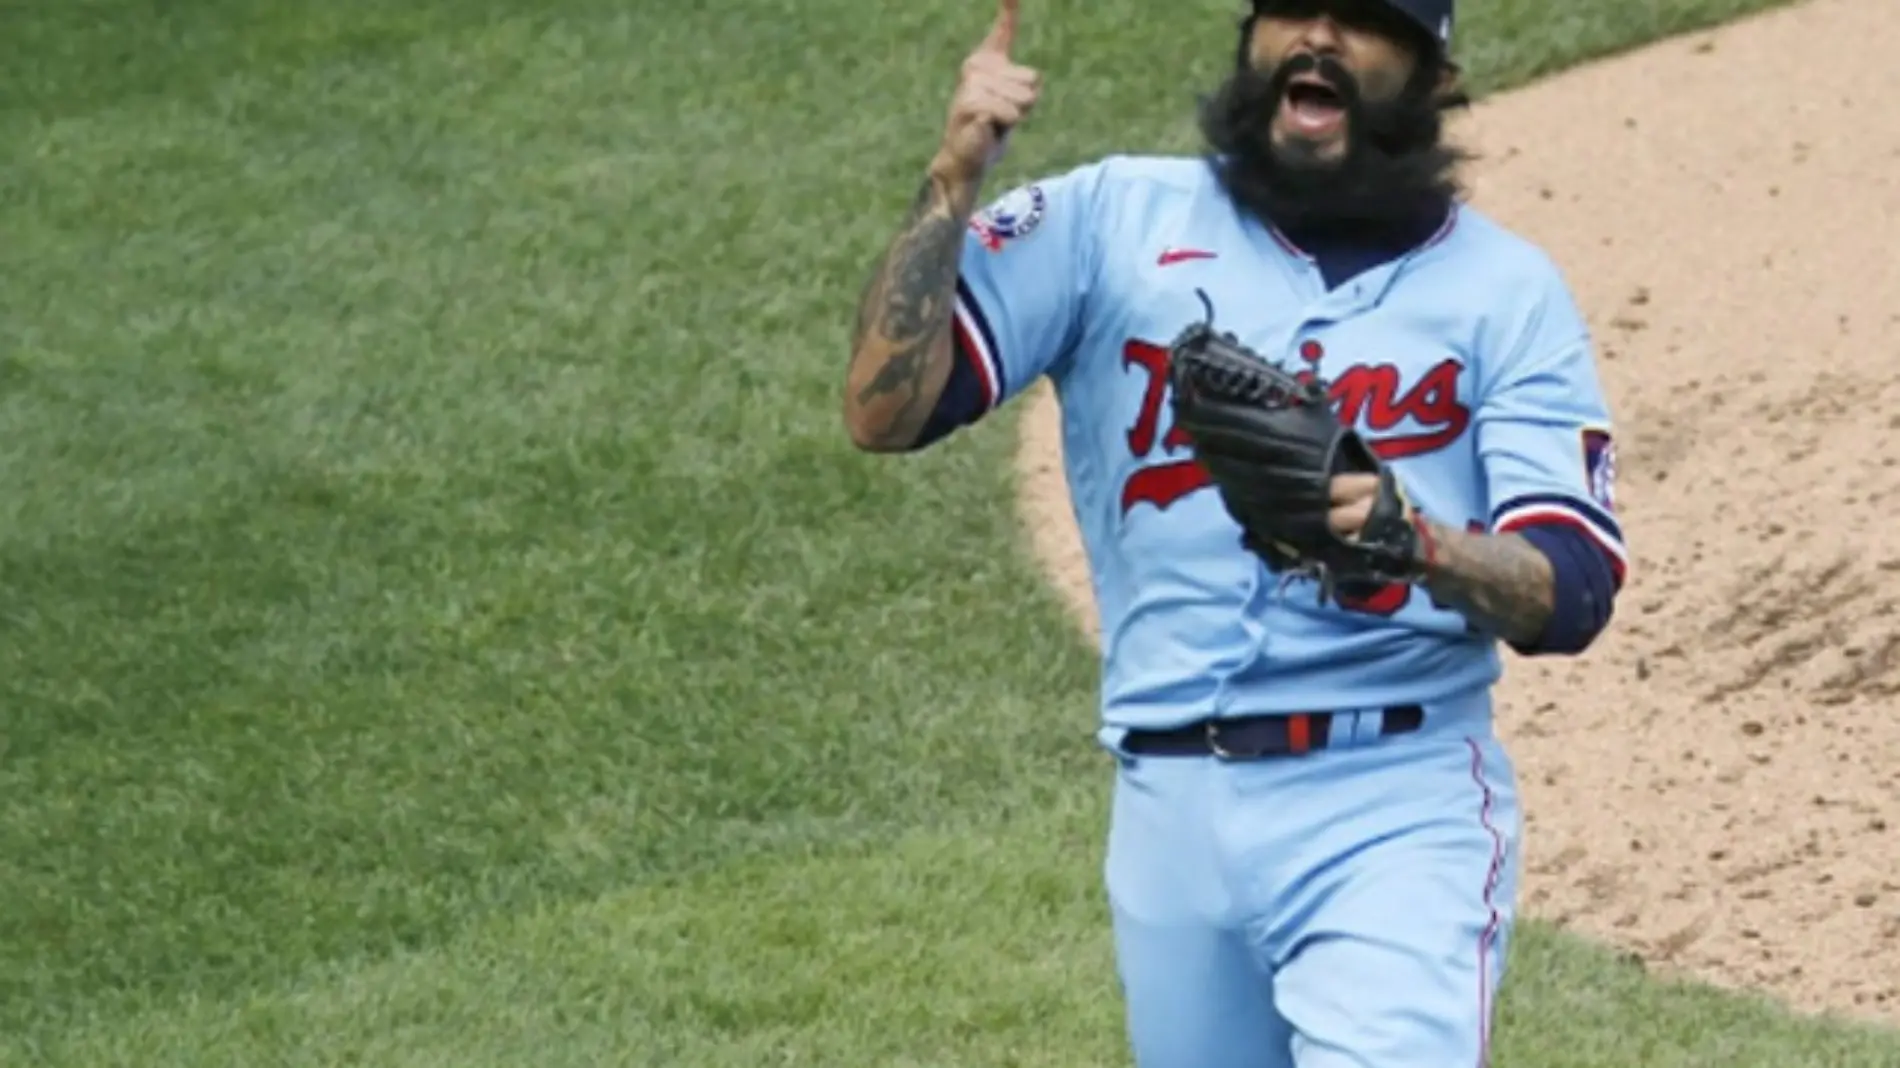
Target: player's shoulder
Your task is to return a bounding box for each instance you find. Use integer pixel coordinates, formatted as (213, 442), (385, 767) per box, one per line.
(1084, 153), (1222, 204)
(1092, 153), (1217, 188)
(1435, 203), (1571, 287)
(1017, 152), (1217, 204)
(1437, 204), (1596, 363)
(978, 154), (1217, 258)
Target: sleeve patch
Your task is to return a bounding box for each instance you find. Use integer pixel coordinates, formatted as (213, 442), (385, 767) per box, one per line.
(1582, 427), (1618, 514)
(969, 183), (1047, 251)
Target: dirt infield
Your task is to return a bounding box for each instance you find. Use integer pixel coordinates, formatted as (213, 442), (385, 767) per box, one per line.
(1014, 0), (1900, 1025)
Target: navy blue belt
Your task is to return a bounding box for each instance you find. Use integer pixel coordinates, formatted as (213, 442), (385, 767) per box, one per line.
(1122, 705), (1425, 759)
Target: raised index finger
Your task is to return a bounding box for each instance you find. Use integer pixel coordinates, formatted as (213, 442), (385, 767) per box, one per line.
(978, 0), (1019, 55)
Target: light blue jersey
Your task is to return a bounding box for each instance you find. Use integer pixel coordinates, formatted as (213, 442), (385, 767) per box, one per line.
(952, 154), (1626, 732)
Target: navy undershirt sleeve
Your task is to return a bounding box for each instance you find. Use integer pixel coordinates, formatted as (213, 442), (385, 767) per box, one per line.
(908, 345), (988, 450)
(1511, 524), (1619, 655)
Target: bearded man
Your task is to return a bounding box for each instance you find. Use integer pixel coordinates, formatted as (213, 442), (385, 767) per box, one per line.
(839, 2), (1628, 1065)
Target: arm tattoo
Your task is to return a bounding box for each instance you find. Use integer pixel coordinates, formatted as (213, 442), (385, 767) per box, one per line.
(846, 173), (971, 448)
(1416, 522), (1555, 646)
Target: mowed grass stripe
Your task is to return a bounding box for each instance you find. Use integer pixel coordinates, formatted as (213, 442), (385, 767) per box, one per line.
(10, 802), (1900, 1067)
(1, 0), (1099, 1038)
(1, 0), (1886, 1063)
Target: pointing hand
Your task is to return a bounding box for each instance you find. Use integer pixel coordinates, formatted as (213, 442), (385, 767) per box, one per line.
(933, 0), (1041, 187)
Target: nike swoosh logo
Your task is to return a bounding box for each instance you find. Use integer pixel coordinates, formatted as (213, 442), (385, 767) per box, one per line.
(1157, 247), (1218, 266)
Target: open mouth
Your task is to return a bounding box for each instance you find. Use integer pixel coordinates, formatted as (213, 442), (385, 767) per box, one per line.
(1282, 77), (1347, 135)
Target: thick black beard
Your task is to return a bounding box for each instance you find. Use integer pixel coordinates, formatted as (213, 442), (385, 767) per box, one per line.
(1197, 52), (1472, 248)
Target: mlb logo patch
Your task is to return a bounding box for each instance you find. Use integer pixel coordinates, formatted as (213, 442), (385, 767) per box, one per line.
(1582, 428), (1617, 512)
(969, 183), (1046, 252)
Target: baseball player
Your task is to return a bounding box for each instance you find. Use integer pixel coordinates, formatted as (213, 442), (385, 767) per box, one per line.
(841, 0), (1626, 1065)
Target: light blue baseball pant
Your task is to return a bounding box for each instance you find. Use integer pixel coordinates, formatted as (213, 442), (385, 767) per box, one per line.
(1100, 692), (1522, 1068)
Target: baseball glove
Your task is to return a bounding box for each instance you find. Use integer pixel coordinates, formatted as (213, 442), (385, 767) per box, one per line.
(1165, 290), (1425, 603)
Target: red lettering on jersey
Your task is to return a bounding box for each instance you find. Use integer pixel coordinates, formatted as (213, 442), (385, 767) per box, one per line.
(1121, 461), (1210, 515)
(1122, 340), (1168, 458)
(1120, 340), (1209, 513)
(1329, 359), (1471, 459)
(1117, 343), (1472, 519)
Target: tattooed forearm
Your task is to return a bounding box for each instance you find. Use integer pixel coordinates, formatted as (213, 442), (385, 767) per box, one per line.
(1416, 522), (1555, 645)
(843, 171), (978, 450)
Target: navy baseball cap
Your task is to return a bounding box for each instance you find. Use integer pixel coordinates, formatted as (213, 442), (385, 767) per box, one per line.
(1250, 0), (1455, 54)
(1382, 0), (1455, 50)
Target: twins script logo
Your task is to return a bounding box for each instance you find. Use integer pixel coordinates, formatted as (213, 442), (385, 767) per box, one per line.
(1117, 336), (1474, 616)
(1117, 338), (1473, 517)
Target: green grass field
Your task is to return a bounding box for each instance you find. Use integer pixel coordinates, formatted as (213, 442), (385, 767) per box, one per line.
(4, 0), (1897, 1064)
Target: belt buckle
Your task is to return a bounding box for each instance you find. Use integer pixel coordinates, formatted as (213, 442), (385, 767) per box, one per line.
(1205, 714), (1315, 760)
(1205, 718), (1262, 761)
(1204, 719), (1234, 760)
